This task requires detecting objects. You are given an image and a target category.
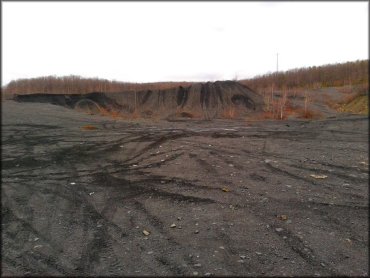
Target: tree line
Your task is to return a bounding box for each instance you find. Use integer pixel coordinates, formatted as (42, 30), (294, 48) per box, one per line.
(2, 60), (368, 95)
(240, 59), (368, 93)
(2, 75), (194, 95)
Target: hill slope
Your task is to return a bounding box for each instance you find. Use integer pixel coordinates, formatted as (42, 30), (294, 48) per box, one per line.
(13, 81), (264, 120)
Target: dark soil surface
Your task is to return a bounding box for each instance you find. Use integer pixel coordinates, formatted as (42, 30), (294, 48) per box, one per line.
(2, 100), (368, 276)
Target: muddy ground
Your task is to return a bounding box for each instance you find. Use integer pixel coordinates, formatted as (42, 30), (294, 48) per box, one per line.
(2, 100), (369, 276)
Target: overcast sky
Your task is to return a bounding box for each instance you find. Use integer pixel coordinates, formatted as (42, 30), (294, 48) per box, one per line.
(2, 1), (368, 85)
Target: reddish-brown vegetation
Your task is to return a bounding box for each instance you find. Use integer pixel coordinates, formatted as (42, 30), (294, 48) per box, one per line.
(2, 75), (194, 95)
(81, 125), (98, 130)
(240, 59), (368, 94)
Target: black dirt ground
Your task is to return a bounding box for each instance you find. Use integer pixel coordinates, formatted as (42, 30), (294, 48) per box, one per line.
(1, 100), (368, 276)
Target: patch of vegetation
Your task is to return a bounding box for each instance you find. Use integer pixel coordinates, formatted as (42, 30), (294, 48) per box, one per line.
(338, 94), (369, 115)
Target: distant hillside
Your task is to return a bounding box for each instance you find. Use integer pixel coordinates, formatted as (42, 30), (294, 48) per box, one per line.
(2, 60), (368, 97)
(12, 81), (264, 120)
(2, 75), (195, 95)
(240, 59), (368, 93)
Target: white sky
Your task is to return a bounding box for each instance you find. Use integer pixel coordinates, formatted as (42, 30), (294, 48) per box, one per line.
(2, 1), (368, 85)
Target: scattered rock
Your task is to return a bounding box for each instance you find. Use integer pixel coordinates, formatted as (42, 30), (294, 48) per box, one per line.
(237, 259), (244, 263)
(240, 255), (246, 259)
(222, 187), (230, 192)
(170, 223), (176, 228)
(147, 251), (154, 255)
(194, 230), (199, 234)
(275, 228), (284, 232)
(143, 230), (150, 236)
(256, 252), (262, 255)
(89, 192), (94, 196)
(194, 263), (201, 267)
(33, 245), (43, 249)
(219, 246), (225, 250)
(204, 273), (211, 276)
(193, 272), (199, 276)
(70, 182), (76, 185)
(177, 217), (182, 221)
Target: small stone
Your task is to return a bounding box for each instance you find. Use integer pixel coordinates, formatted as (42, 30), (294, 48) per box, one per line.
(205, 273), (211, 276)
(89, 192), (94, 196)
(278, 215), (288, 221)
(194, 230), (199, 234)
(219, 246), (225, 250)
(170, 223), (176, 228)
(320, 262), (325, 267)
(222, 187), (230, 192)
(147, 251), (154, 255)
(70, 182), (76, 185)
(240, 255), (246, 259)
(237, 259), (244, 263)
(143, 230), (150, 236)
(194, 263), (201, 267)
(256, 252), (262, 255)
(34, 237), (39, 241)
(275, 228), (284, 232)
(193, 272), (198, 276)
(177, 217), (182, 221)
(310, 174), (328, 179)
(33, 245), (43, 249)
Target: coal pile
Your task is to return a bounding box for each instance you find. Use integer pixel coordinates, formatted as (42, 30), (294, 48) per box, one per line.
(13, 81), (264, 120)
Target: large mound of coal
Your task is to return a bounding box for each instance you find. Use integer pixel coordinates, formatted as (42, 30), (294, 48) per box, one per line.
(13, 81), (264, 120)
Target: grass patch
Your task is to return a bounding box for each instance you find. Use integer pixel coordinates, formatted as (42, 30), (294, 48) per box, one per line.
(338, 94), (369, 115)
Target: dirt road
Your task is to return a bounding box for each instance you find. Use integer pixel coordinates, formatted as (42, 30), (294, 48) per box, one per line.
(2, 100), (368, 276)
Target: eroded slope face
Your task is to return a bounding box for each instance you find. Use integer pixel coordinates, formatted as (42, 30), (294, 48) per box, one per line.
(13, 81), (264, 120)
